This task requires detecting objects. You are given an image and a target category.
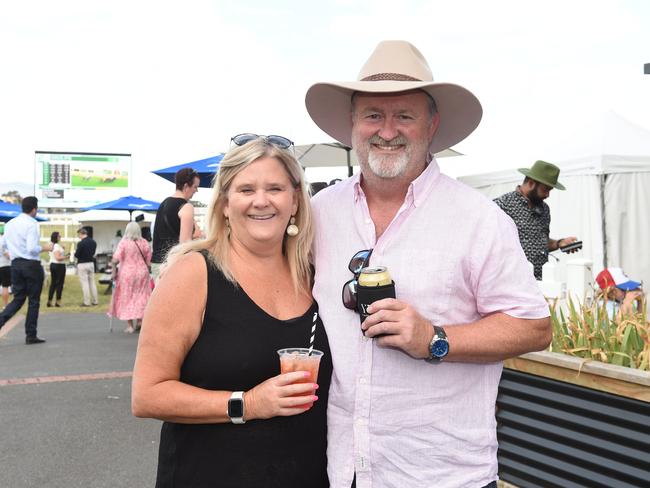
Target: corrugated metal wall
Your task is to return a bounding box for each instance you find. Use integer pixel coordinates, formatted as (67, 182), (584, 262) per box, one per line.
(496, 369), (650, 488)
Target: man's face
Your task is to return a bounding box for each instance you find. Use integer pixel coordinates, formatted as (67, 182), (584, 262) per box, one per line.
(184, 177), (200, 198)
(351, 91), (439, 179)
(528, 181), (552, 205)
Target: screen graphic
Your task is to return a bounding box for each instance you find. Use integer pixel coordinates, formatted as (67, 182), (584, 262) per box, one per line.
(35, 151), (132, 208)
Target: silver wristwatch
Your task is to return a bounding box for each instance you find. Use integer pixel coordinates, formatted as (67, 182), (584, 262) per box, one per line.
(426, 325), (450, 362)
(227, 391), (246, 424)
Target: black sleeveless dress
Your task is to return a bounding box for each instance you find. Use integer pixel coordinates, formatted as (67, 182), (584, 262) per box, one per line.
(155, 252), (332, 488)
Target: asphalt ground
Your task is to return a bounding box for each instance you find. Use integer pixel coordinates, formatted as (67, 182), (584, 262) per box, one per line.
(0, 311), (161, 488)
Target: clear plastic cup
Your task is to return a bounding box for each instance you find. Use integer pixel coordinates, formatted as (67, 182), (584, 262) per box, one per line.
(277, 348), (324, 408)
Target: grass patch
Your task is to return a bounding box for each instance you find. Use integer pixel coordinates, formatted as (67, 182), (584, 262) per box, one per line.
(9, 272), (111, 315)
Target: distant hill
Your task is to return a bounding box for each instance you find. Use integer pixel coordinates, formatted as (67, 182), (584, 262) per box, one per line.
(0, 181), (34, 199)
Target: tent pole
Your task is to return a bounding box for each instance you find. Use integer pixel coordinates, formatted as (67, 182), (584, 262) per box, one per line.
(600, 174), (608, 268)
(346, 148), (352, 177)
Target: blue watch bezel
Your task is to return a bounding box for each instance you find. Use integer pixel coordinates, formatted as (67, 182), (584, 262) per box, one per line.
(427, 325), (449, 362)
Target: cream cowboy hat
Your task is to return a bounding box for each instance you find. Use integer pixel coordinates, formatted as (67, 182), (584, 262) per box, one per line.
(305, 40), (483, 154)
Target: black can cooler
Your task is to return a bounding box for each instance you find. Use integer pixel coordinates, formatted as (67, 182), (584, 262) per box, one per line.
(356, 281), (396, 335)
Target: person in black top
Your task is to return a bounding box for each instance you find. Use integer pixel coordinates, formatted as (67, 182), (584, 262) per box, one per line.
(132, 135), (331, 488)
(75, 227), (98, 306)
(151, 168), (200, 278)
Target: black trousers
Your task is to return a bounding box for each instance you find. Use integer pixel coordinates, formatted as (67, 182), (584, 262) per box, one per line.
(0, 259), (44, 338)
(48, 263), (66, 301)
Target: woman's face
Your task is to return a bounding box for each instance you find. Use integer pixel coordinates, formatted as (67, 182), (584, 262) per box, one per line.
(224, 156), (298, 251)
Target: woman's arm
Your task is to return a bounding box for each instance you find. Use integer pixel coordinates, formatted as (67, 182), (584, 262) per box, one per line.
(131, 252), (317, 423)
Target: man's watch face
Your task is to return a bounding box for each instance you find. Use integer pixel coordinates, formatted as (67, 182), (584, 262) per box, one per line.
(431, 340), (449, 358)
(228, 399), (244, 418)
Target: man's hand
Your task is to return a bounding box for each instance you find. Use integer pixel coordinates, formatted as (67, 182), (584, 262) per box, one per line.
(558, 236), (579, 252)
(621, 290), (644, 315)
(361, 298), (434, 359)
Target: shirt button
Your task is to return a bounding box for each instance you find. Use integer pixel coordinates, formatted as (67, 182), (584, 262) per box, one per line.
(359, 377), (367, 384)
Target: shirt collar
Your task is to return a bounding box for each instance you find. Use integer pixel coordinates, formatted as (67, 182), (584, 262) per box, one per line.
(352, 157), (442, 208)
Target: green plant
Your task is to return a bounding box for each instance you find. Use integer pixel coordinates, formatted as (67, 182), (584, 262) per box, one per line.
(549, 293), (650, 371)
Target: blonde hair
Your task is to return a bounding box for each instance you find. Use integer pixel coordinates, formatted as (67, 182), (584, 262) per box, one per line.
(165, 138), (313, 293)
(123, 221), (142, 240)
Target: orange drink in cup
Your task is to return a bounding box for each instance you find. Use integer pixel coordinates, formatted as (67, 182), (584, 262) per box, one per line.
(277, 348), (323, 409)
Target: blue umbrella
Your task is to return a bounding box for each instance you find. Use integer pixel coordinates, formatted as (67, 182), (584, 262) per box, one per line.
(83, 195), (160, 221)
(0, 201), (48, 222)
(152, 154), (224, 188)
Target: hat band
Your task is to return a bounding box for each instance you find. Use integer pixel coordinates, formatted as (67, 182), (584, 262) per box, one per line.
(361, 73), (422, 82)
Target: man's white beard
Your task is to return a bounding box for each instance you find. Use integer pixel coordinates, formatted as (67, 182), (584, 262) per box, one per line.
(353, 133), (430, 179)
(367, 150), (410, 178)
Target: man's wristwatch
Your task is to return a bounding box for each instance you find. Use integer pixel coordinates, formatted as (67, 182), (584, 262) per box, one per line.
(426, 325), (449, 362)
(227, 391), (246, 424)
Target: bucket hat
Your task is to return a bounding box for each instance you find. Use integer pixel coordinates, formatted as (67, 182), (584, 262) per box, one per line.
(305, 40), (483, 154)
(518, 160), (565, 190)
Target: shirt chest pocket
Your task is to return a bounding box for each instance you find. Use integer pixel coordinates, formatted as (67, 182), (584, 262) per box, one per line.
(390, 248), (455, 319)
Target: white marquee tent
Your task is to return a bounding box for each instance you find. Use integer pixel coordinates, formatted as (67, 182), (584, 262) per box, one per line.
(77, 210), (154, 254)
(458, 111), (650, 289)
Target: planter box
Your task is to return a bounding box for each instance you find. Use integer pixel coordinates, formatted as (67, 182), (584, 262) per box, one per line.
(504, 351), (650, 402)
(496, 351), (650, 488)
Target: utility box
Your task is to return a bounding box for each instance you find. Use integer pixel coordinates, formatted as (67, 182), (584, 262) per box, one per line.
(566, 258), (594, 304)
(539, 260), (566, 299)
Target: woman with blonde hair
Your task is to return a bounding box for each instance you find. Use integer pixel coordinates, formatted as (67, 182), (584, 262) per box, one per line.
(132, 135), (331, 487)
(109, 221), (152, 333)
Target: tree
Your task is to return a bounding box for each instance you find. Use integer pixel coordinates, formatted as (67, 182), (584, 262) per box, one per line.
(1, 191), (22, 204)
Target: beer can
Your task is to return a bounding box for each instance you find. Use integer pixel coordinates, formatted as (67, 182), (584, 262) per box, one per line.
(358, 266), (392, 287)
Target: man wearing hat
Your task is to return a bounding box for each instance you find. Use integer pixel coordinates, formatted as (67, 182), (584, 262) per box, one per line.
(494, 160), (578, 280)
(596, 267), (644, 318)
(307, 40), (551, 487)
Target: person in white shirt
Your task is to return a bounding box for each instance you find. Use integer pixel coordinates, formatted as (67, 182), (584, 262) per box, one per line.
(47, 231), (67, 307)
(0, 228), (11, 308)
(0, 196), (53, 344)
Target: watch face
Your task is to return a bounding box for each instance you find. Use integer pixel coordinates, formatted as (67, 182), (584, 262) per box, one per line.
(228, 399), (244, 418)
(431, 339), (449, 358)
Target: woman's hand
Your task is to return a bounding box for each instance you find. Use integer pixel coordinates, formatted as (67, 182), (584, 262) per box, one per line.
(244, 372), (318, 421)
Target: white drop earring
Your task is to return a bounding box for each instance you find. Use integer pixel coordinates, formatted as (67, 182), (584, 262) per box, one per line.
(286, 216), (299, 237)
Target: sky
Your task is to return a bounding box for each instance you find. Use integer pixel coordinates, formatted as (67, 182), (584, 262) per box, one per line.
(2, 0), (650, 205)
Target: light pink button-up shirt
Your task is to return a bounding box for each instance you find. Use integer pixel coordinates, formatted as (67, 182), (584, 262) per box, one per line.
(312, 160), (549, 488)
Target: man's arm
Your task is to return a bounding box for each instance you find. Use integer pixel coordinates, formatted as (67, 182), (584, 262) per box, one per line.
(362, 299), (551, 362)
(548, 236), (578, 252)
(27, 223), (50, 255)
(74, 240), (82, 260)
(178, 203), (195, 243)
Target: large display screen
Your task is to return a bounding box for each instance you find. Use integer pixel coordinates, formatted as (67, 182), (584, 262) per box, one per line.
(34, 151), (132, 208)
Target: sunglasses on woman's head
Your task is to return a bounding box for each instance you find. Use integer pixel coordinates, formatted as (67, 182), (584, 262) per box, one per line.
(341, 249), (373, 310)
(230, 133), (294, 150)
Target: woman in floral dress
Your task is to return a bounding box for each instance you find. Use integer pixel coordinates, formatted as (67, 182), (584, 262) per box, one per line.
(109, 221), (152, 333)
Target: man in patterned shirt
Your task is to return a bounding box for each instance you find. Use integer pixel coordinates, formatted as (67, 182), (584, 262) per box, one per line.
(494, 160), (578, 280)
